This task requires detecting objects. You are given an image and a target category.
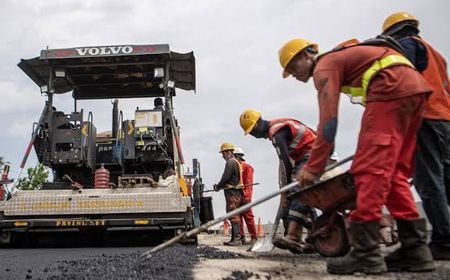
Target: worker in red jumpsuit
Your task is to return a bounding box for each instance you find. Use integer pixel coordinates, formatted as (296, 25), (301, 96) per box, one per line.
(382, 12), (450, 261)
(240, 110), (318, 253)
(279, 37), (435, 274)
(233, 147), (258, 245)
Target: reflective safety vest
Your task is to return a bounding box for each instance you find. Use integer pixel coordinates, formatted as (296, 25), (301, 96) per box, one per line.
(413, 37), (450, 120)
(319, 38), (416, 106)
(225, 158), (244, 189)
(268, 118), (316, 161)
(341, 55), (415, 106)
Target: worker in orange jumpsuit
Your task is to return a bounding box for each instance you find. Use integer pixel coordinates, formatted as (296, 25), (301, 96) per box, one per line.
(240, 110), (318, 253)
(382, 12), (450, 261)
(279, 37), (435, 274)
(233, 147), (258, 244)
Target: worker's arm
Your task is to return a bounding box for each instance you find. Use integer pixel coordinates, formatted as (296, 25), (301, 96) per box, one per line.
(302, 69), (340, 178)
(216, 159), (236, 189)
(271, 127), (294, 179)
(398, 37), (427, 72)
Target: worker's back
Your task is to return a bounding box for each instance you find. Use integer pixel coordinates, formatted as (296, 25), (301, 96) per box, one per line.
(315, 44), (431, 102)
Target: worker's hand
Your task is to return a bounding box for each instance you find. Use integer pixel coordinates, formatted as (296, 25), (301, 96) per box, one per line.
(297, 169), (317, 188)
(213, 184), (220, 192)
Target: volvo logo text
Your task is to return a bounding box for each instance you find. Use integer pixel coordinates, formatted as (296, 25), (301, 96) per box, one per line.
(74, 46), (133, 56)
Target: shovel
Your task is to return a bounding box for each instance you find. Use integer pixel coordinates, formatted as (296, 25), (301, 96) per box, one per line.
(250, 203), (283, 252)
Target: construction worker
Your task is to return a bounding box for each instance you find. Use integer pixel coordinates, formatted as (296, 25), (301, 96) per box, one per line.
(154, 97), (164, 109)
(214, 142), (245, 246)
(382, 12), (450, 261)
(233, 147), (258, 245)
(279, 37), (435, 274)
(239, 110), (318, 253)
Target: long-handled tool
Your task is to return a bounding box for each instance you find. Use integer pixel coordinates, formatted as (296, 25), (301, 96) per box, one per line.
(250, 203), (283, 252)
(250, 160), (287, 253)
(201, 182), (260, 193)
(14, 103), (49, 191)
(141, 155), (354, 258)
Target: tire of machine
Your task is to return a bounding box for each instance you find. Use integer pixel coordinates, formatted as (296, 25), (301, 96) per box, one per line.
(312, 213), (350, 257)
(0, 231), (12, 246)
(177, 228), (198, 245)
(181, 235), (198, 245)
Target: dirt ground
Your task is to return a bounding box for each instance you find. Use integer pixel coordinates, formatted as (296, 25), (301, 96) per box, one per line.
(193, 234), (450, 280)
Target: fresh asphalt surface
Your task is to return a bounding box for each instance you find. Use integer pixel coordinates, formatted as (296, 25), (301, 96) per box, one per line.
(0, 235), (243, 280)
(0, 247), (145, 279)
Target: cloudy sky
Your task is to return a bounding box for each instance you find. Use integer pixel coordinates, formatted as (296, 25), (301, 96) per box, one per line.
(0, 0), (448, 223)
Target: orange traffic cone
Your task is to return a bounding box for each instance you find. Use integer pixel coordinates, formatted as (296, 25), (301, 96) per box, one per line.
(223, 219), (230, 236)
(257, 217), (264, 238)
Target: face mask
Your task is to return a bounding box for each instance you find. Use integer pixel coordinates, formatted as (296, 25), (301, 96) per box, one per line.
(250, 119), (269, 138)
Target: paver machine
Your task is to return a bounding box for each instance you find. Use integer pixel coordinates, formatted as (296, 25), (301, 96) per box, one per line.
(0, 44), (214, 245)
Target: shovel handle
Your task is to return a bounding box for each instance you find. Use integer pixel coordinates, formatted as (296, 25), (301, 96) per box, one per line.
(201, 182), (260, 193)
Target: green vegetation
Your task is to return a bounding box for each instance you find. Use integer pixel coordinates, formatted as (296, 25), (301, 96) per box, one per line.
(16, 164), (49, 190)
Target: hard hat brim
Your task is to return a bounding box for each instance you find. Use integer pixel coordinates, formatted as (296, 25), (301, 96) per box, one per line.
(244, 121), (258, 135)
(383, 22), (419, 36)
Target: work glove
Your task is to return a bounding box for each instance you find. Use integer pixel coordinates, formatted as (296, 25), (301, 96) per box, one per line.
(297, 169), (317, 188)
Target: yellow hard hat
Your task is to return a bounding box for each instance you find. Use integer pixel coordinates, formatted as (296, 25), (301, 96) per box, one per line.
(219, 142), (235, 153)
(382, 12), (419, 34)
(279, 38), (318, 78)
(240, 109), (261, 135)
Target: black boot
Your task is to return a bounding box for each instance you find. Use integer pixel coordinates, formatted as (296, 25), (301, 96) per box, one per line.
(385, 219), (435, 272)
(327, 221), (387, 275)
(429, 243), (450, 260)
(223, 223), (242, 246)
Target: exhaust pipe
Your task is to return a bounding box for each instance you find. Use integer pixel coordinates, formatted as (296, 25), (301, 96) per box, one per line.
(112, 99), (119, 138)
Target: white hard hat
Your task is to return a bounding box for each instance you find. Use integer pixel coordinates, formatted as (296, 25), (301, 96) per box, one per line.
(233, 147), (245, 156)
(330, 152), (339, 161)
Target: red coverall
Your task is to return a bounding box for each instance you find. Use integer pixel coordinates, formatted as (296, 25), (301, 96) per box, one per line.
(303, 44), (432, 222)
(239, 161), (257, 239)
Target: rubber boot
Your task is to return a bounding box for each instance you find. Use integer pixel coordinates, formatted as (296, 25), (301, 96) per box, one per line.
(429, 243), (450, 260)
(274, 221), (304, 253)
(285, 221), (302, 242)
(302, 229), (317, 254)
(223, 223), (242, 246)
(327, 221), (387, 275)
(385, 219), (435, 272)
(248, 237), (258, 245)
(240, 236), (247, 244)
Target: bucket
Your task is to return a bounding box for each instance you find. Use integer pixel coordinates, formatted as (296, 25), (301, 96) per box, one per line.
(200, 197), (214, 224)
